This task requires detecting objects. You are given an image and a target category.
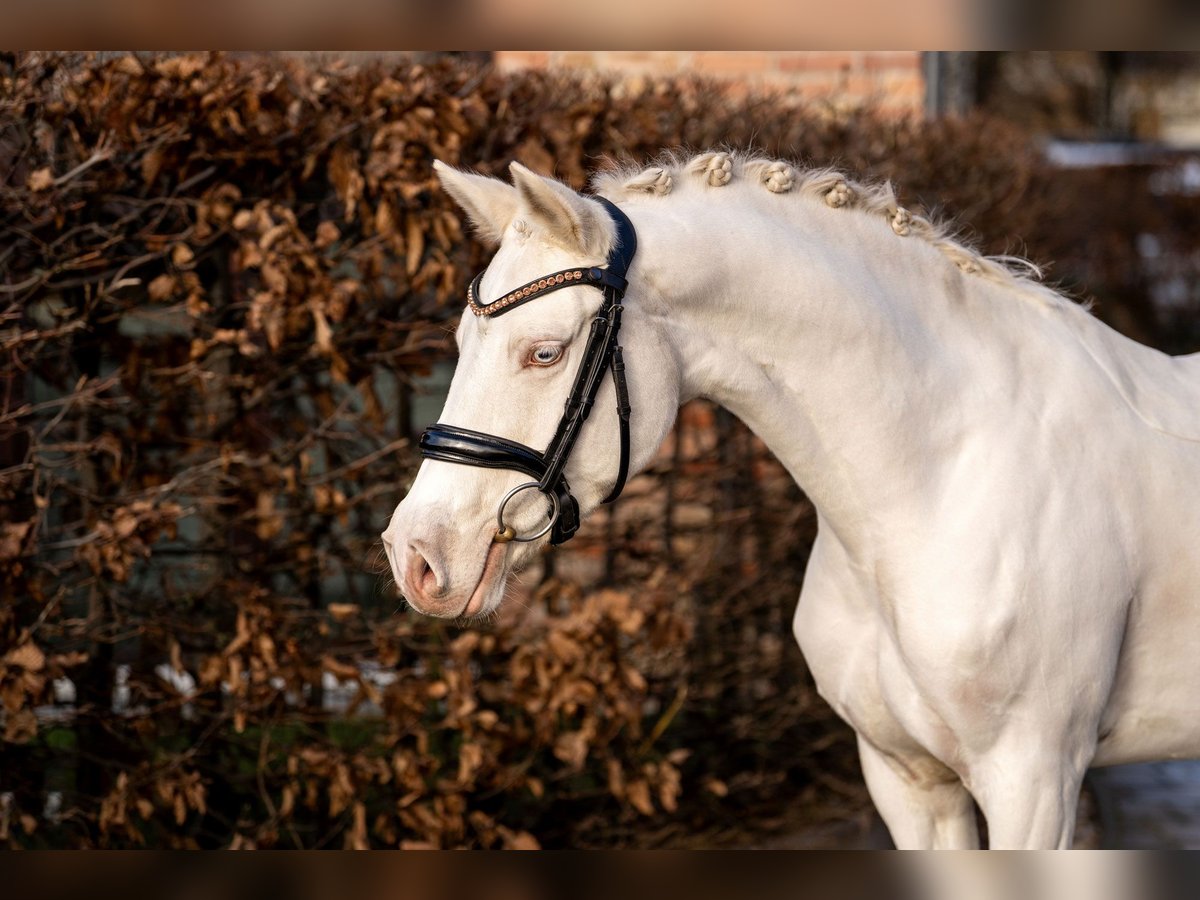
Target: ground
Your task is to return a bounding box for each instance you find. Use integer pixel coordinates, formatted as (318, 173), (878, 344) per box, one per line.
(1089, 760), (1200, 849)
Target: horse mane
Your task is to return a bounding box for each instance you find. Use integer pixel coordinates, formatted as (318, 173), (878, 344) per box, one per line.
(589, 150), (1077, 311)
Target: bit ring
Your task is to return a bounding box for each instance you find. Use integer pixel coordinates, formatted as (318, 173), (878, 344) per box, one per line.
(494, 482), (559, 543)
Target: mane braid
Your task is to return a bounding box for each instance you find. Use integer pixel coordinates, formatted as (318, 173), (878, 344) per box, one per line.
(589, 150), (1073, 311)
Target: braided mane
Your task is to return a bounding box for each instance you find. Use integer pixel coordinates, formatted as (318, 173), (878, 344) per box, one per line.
(590, 150), (1075, 310)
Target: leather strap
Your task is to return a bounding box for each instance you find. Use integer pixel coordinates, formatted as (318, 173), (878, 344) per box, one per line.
(603, 345), (631, 504)
(538, 299), (621, 491)
(419, 424), (581, 543)
(418, 423), (548, 481)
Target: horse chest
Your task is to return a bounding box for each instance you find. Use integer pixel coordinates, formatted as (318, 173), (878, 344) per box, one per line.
(792, 533), (942, 751)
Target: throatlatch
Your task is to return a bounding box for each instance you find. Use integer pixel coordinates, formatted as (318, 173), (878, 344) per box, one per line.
(418, 196), (637, 545)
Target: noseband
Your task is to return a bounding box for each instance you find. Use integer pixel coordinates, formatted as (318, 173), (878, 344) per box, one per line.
(418, 197), (637, 546)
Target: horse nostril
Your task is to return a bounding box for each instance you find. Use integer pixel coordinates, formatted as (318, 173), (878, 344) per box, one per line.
(409, 546), (443, 598)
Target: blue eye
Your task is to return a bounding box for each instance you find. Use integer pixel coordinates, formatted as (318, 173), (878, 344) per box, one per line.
(530, 344), (563, 366)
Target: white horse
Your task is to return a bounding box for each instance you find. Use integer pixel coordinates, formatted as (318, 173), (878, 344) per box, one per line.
(383, 151), (1200, 849)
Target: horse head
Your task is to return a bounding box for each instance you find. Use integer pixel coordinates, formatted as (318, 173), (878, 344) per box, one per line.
(382, 161), (681, 618)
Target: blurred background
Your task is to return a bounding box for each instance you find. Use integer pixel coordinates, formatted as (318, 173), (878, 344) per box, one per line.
(2, 50), (1199, 849)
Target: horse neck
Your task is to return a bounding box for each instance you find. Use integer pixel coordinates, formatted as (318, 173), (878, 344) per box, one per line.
(634, 194), (1035, 560)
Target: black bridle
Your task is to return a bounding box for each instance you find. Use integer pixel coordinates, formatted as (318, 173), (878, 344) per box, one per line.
(418, 197), (637, 546)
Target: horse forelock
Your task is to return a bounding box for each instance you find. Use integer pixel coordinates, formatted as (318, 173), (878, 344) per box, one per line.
(589, 150), (1076, 311)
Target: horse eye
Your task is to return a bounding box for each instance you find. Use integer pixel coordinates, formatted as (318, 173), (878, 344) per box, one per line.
(529, 344), (564, 367)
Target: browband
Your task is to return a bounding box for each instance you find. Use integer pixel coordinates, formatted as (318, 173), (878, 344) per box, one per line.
(467, 266), (627, 318)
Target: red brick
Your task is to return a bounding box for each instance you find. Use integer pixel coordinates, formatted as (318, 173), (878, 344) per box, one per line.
(843, 73), (886, 96)
(776, 52), (857, 73)
(557, 52), (598, 70)
(692, 51), (771, 75)
(862, 51), (922, 72)
(872, 73), (924, 94)
(606, 51), (658, 65)
(493, 51), (549, 70)
(788, 79), (846, 99)
(605, 51), (683, 73)
(494, 49), (925, 113)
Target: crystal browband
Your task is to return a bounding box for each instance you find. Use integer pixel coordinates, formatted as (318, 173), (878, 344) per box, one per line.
(467, 266), (628, 318)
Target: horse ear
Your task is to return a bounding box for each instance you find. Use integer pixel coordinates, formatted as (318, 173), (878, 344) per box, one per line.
(433, 160), (518, 247)
(508, 162), (612, 258)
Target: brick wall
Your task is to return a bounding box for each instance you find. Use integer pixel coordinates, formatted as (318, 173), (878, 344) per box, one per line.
(493, 51), (926, 114)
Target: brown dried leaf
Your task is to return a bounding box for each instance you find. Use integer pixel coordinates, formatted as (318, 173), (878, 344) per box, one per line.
(156, 54), (206, 80)
(658, 769), (680, 812)
(327, 603), (359, 622)
(148, 273), (176, 301)
(255, 491), (283, 540)
(27, 168), (53, 192)
(552, 729), (589, 771)
(3, 708), (37, 744)
(47, 651), (88, 670)
(457, 741), (483, 785)
(374, 200), (395, 239)
(0, 521), (33, 561)
(311, 306), (333, 356)
(260, 264), (287, 296)
(328, 146), (364, 223)
(141, 147), (164, 186)
(315, 220), (339, 249)
(547, 631), (581, 663)
(503, 830), (540, 850)
(260, 223), (289, 251)
(186, 292), (208, 317)
(405, 214), (424, 276)
(622, 664), (647, 692)
(113, 54), (144, 76)
(606, 758), (625, 800)
(625, 779), (654, 816)
(4, 642), (45, 672)
(514, 139), (555, 175)
(172, 243), (195, 268)
(704, 778), (729, 797)
(321, 655), (358, 680)
(113, 507), (138, 539)
(329, 763), (354, 817)
(279, 784), (296, 818)
(347, 801), (368, 850)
